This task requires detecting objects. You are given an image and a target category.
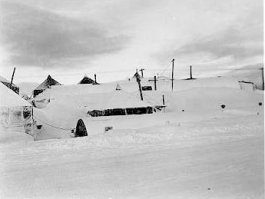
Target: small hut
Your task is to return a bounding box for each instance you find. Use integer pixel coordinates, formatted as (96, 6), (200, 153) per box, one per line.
(33, 75), (61, 97)
(78, 75), (98, 85)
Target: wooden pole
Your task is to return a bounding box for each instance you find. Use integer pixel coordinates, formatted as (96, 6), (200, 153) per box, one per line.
(139, 68), (145, 78)
(261, 68), (264, 90)
(171, 59), (175, 92)
(10, 67), (16, 88)
(94, 74), (97, 83)
(135, 72), (143, 100)
(154, 76), (157, 91)
(162, 95), (165, 105)
(190, 65), (193, 79)
(137, 79), (143, 101)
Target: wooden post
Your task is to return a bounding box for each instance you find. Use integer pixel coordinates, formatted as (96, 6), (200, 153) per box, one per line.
(137, 79), (143, 101)
(31, 107), (36, 141)
(261, 67), (264, 90)
(94, 74), (97, 83)
(171, 59), (175, 92)
(162, 95), (165, 105)
(190, 65), (193, 79)
(135, 72), (143, 100)
(139, 68), (145, 78)
(154, 76), (157, 91)
(10, 67), (16, 88)
(149, 76), (157, 91)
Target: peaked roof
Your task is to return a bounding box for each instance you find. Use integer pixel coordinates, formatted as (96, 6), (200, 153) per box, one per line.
(132, 71), (141, 80)
(0, 83), (31, 107)
(34, 75), (61, 91)
(78, 75), (96, 84)
(0, 75), (18, 87)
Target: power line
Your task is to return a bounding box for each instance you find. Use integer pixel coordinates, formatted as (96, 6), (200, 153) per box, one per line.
(33, 115), (75, 131)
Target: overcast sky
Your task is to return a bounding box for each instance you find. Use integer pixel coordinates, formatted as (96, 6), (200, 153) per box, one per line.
(0, 0), (263, 84)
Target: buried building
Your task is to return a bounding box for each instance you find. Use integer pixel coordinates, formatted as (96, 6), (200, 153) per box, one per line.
(33, 75), (61, 97)
(85, 85), (158, 117)
(78, 75), (99, 85)
(74, 85), (165, 137)
(0, 82), (34, 136)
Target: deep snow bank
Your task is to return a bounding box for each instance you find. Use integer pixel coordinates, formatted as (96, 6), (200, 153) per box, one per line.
(31, 77), (263, 140)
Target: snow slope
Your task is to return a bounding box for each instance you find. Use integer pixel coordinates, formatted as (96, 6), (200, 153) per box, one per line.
(32, 83), (263, 140)
(0, 76), (263, 198)
(225, 63), (263, 89)
(0, 114), (263, 199)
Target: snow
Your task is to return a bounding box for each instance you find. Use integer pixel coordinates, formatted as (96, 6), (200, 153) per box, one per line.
(0, 76), (264, 198)
(0, 128), (33, 144)
(0, 83), (32, 107)
(0, 114), (263, 198)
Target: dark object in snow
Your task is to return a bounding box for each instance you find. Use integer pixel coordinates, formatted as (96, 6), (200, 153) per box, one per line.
(208, 188), (211, 190)
(87, 107), (154, 117)
(258, 102), (262, 106)
(221, 104), (226, 109)
(182, 109), (185, 112)
(142, 86), (152, 91)
(105, 126), (113, 132)
(78, 75), (99, 85)
(75, 119), (88, 137)
(36, 125), (42, 129)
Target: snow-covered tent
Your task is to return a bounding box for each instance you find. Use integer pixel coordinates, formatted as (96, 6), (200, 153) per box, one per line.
(85, 85), (154, 117)
(0, 83), (34, 135)
(78, 75), (98, 85)
(0, 75), (19, 94)
(33, 75), (61, 97)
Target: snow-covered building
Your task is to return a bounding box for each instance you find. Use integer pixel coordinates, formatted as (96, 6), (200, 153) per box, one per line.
(0, 83), (34, 136)
(85, 86), (155, 117)
(78, 75), (98, 85)
(33, 75), (61, 97)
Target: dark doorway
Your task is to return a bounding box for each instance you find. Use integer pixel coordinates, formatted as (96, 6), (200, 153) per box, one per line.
(75, 119), (88, 137)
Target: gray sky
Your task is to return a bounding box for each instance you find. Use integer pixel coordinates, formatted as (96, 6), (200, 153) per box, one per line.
(0, 0), (263, 83)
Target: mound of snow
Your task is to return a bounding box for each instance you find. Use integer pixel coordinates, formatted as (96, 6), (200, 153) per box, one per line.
(0, 128), (33, 144)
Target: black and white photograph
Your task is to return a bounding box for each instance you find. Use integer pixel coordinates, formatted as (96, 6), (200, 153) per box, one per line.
(0, 0), (264, 198)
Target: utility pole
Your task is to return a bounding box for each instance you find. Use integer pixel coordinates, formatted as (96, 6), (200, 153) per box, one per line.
(190, 65), (193, 79)
(139, 68), (145, 78)
(135, 72), (143, 100)
(10, 67), (16, 89)
(149, 76), (157, 90)
(162, 95), (165, 105)
(171, 59), (175, 92)
(261, 67), (264, 90)
(154, 75), (157, 90)
(94, 74), (97, 84)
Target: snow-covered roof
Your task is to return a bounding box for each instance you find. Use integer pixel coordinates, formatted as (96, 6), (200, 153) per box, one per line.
(84, 89), (153, 110)
(78, 75), (96, 84)
(0, 83), (31, 107)
(34, 75), (61, 91)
